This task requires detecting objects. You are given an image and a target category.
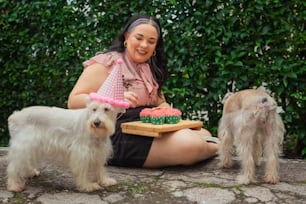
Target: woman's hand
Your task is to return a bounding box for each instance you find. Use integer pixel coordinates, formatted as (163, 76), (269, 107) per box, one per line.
(124, 91), (139, 108)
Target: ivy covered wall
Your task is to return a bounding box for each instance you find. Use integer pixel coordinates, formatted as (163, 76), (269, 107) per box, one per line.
(1, 0), (305, 157)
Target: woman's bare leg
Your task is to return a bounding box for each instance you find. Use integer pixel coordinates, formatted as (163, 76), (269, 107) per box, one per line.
(143, 128), (218, 168)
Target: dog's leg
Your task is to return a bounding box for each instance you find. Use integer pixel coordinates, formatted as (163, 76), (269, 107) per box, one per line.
(96, 166), (117, 187)
(7, 176), (25, 192)
(7, 164), (39, 192)
(6, 156), (35, 192)
(253, 133), (263, 167)
(262, 120), (282, 184)
(92, 147), (117, 187)
(7, 139), (40, 192)
(218, 117), (234, 168)
(71, 165), (102, 192)
(7, 163), (26, 193)
(236, 126), (257, 185)
(29, 169), (40, 178)
(69, 149), (102, 192)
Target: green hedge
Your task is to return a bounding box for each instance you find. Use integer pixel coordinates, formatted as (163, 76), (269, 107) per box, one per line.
(1, 0), (305, 158)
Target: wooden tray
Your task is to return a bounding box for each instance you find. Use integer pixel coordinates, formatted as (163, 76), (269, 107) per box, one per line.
(121, 120), (203, 138)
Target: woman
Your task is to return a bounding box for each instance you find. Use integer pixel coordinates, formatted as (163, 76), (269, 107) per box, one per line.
(68, 14), (218, 168)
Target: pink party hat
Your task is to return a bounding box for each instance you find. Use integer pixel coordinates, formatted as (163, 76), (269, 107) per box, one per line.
(89, 58), (130, 108)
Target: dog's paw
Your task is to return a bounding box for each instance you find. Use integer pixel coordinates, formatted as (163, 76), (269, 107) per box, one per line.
(79, 182), (102, 192)
(100, 177), (117, 187)
(263, 175), (279, 184)
(7, 185), (25, 192)
(237, 175), (256, 185)
(7, 178), (25, 192)
(29, 169), (40, 178)
(218, 159), (233, 169)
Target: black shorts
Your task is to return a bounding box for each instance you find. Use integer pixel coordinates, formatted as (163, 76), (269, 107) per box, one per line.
(108, 106), (154, 167)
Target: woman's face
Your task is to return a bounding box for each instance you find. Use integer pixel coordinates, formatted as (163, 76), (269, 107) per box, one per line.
(124, 23), (158, 63)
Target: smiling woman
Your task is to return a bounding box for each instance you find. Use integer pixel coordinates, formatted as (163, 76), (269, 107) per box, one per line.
(124, 23), (158, 63)
(67, 14), (218, 168)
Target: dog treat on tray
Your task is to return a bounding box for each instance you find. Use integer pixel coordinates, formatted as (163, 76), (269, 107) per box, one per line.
(139, 107), (181, 125)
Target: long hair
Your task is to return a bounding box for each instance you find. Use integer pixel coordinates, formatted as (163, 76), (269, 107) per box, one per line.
(104, 14), (168, 96)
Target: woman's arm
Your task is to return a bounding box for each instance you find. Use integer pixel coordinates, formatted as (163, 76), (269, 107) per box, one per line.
(155, 92), (171, 108)
(68, 63), (109, 109)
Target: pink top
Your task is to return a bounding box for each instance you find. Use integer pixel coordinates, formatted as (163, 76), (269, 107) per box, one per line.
(83, 52), (159, 107)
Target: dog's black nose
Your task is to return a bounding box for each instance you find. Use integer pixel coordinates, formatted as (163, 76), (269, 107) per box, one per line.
(93, 119), (101, 127)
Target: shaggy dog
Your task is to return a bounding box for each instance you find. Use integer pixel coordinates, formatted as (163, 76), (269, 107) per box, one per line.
(218, 89), (285, 184)
(7, 100), (123, 192)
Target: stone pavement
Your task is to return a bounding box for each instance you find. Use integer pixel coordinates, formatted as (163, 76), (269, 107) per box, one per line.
(1, 147), (306, 204)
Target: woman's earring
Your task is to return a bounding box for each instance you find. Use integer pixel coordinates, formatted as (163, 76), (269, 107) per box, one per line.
(124, 41), (127, 47)
(153, 50), (156, 56)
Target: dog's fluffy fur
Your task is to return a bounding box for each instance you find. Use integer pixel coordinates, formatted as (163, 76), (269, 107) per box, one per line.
(7, 100), (123, 192)
(218, 89), (285, 184)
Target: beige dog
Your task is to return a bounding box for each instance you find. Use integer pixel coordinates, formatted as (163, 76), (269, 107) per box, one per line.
(7, 100), (123, 192)
(218, 89), (285, 184)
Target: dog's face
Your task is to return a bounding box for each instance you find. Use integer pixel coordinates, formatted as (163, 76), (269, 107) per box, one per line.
(253, 96), (277, 125)
(223, 89), (281, 126)
(86, 101), (121, 138)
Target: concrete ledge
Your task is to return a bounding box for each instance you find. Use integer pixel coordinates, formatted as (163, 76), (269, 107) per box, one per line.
(0, 147), (8, 153)
(1, 148), (306, 203)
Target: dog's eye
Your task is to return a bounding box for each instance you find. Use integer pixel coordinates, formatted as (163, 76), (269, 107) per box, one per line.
(104, 107), (109, 112)
(92, 108), (97, 112)
(261, 97), (268, 103)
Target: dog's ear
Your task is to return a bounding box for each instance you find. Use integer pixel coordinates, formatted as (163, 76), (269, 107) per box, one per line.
(222, 92), (234, 104)
(276, 106), (284, 113)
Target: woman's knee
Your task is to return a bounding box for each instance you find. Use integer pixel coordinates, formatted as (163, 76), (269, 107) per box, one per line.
(145, 129), (217, 167)
(177, 139), (207, 165)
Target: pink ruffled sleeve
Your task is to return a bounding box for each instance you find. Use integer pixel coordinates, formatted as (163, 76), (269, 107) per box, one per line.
(82, 52), (119, 69)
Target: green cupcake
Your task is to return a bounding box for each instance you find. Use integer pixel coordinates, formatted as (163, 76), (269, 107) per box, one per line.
(165, 108), (182, 124)
(150, 108), (166, 125)
(139, 108), (152, 123)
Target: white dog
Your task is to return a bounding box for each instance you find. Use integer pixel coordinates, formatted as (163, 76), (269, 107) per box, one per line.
(218, 89), (285, 184)
(7, 99), (123, 192)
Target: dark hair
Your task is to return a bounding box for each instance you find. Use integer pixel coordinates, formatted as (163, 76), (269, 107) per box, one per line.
(105, 14), (168, 96)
